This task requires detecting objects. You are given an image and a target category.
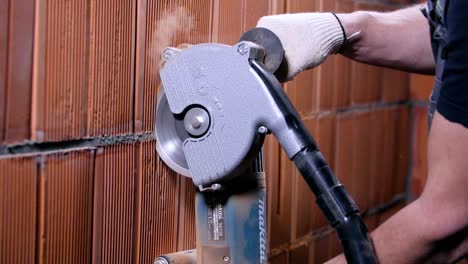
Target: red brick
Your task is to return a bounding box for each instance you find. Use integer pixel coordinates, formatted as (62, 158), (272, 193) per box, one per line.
(411, 106), (429, 197)
(134, 140), (180, 263)
(319, 0), (335, 11)
(286, 0), (318, 12)
(369, 109), (386, 207)
(287, 70), (318, 116)
(316, 59), (335, 111)
(177, 176), (197, 251)
(410, 74), (433, 101)
(380, 108), (398, 203)
(269, 252), (289, 264)
(270, 0), (286, 14)
(243, 0), (270, 31)
(394, 106), (410, 195)
(92, 143), (136, 264)
(381, 68), (409, 102)
(355, 1), (386, 11)
(333, 56), (352, 109)
(370, 107), (410, 205)
(38, 150), (94, 264)
(350, 62), (382, 105)
(336, 0), (355, 13)
(2, 0), (35, 144)
(335, 111), (372, 212)
(87, 0), (136, 137)
(212, 0), (243, 44)
(290, 244), (310, 264)
(32, 0), (88, 141)
(364, 214), (379, 232)
(328, 231), (342, 261)
(313, 233), (332, 263)
(334, 113), (356, 206)
(353, 111), (372, 211)
(0, 0), (9, 143)
(0, 156), (37, 263)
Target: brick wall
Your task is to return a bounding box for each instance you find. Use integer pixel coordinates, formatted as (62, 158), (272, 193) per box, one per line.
(0, 0), (445, 263)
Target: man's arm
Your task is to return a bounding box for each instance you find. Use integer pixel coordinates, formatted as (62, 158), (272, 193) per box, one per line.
(337, 5), (434, 75)
(327, 112), (468, 263)
(329, 1), (468, 262)
(257, 5), (435, 80)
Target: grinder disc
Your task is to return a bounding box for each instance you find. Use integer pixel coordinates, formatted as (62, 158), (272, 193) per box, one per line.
(155, 89), (191, 177)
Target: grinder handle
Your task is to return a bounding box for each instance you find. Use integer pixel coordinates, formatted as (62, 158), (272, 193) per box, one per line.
(250, 58), (378, 264)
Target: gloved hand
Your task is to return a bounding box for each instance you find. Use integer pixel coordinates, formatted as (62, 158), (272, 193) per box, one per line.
(257, 13), (345, 81)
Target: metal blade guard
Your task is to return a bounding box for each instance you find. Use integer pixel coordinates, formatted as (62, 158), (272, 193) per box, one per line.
(157, 40), (378, 263)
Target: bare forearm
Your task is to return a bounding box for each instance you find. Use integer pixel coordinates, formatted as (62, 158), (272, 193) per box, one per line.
(328, 113), (468, 263)
(326, 200), (433, 264)
(337, 5), (435, 74)
(328, 199), (467, 263)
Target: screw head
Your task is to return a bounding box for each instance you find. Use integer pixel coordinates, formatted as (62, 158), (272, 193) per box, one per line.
(237, 43), (248, 55)
(258, 126), (268, 134)
(162, 49), (174, 61)
(223, 256), (230, 262)
(184, 107), (210, 137)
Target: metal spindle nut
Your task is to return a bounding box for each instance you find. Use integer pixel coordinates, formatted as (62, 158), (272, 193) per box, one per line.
(184, 107), (210, 137)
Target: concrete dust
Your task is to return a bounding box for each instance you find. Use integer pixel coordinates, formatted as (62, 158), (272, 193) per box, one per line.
(149, 5), (195, 70)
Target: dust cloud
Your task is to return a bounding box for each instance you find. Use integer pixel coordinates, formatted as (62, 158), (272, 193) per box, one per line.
(149, 6), (195, 69)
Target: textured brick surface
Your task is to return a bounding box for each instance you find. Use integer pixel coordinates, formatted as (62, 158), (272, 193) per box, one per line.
(212, 0), (243, 44)
(0, 156), (37, 264)
(410, 73), (433, 101)
(411, 106), (429, 196)
(92, 144), (136, 264)
(87, 0), (136, 137)
(33, 0), (136, 140)
(177, 177), (197, 250)
(134, 140), (179, 263)
(38, 150), (95, 264)
(33, 0), (89, 141)
(290, 244), (310, 264)
(381, 68), (410, 102)
(243, 0), (270, 30)
(1, 0), (35, 144)
(0, 0), (9, 143)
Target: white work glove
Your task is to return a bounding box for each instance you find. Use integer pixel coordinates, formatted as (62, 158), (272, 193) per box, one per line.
(257, 13), (345, 81)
